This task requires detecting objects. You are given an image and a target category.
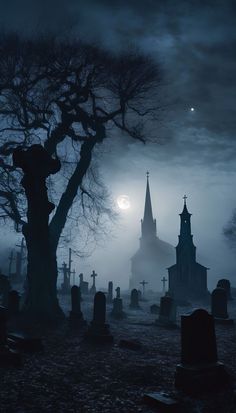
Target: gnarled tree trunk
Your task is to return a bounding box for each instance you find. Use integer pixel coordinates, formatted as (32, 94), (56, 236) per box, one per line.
(13, 145), (63, 321)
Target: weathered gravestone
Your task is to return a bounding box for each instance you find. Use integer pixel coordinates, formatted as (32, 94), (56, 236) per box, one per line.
(85, 292), (113, 343)
(150, 304), (159, 314)
(217, 279), (233, 300)
(156, 294), (177, 327)
(0, 306), (21, 366)
(69, 286), (86, 327)
(211, 287), (233, 324)
(175, 309), (229, 394)
(107, 281), (113, 304)
(79, 273), (89, 295)
(8, 290), (20, 317)
(111, 287), (126, 319)
(129, 288), (140, 309)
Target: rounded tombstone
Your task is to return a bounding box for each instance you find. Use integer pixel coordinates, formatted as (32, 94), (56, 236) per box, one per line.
(130, 288), (139, 308)
(217, 279), (232, 300)
(211, 288), (228, 319)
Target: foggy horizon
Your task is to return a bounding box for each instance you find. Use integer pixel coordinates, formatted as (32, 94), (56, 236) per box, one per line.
(0, 0), (235, 292)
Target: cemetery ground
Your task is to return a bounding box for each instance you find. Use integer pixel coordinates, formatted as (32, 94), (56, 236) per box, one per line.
(1, 294), (236, 413)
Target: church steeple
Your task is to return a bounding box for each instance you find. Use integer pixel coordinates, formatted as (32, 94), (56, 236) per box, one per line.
(176, 195), (196, 263)
(141, 172), (156, 240)
(179, 195), (192, 240)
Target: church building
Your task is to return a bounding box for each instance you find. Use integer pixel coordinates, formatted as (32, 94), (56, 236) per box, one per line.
(168, 196), (209, 302)
(129, 173), (175, 291)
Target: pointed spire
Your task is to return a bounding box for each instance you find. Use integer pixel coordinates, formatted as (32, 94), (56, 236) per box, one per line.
(141, 172), (156, 240)
(180, 194), (191, 216)
(179, 195), (192, 240)
(143, 171), (153, 222)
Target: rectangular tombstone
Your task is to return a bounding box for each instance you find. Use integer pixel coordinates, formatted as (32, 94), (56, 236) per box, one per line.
(175, 309), (229, 394)
(158, 295), (176, 325)
(181, 309), (217, 365)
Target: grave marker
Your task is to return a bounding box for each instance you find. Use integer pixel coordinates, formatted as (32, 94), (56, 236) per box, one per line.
(85, 292), (113, 343)
(175, 309), (229, 394)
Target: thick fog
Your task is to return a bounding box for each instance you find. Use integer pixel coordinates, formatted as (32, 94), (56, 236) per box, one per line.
(0, 1), (235, 291)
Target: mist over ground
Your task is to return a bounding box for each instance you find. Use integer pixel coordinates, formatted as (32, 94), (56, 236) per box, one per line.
(0, 1), (235, 291)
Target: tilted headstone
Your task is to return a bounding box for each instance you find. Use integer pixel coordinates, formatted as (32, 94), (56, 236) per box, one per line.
(85, 292), (113, 343)
(129, 289), (140, 309)
(107, 281), (113, 304)
(217, 279), (232, 300)
(175, 309), (229, 394)
(111, 287), (126, 319)
(8, 290), (20, 316)
(69, 286), (86, 326)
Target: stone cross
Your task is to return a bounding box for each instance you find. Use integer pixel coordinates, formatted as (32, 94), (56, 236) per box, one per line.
(116, 287), (121, 299)
(91, 270), (98, 288)
(161, 276), (167, 294)
(140, 280), (148, 297)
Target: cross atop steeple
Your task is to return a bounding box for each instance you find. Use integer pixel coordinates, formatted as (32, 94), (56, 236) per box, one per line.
(146, 171), (149, 180)
(183, 194), (187, 205)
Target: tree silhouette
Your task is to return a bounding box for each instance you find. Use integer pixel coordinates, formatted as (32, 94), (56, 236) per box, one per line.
(0, 34), (162, 320)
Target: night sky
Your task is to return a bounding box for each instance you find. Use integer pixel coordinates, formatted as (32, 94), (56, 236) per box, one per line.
(0, 1), (236, 290)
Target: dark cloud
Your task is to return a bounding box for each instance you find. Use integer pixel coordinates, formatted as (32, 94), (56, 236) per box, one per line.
(0, 1), (236, 286)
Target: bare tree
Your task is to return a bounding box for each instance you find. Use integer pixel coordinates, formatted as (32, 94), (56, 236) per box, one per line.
(0, 34), (162, 320)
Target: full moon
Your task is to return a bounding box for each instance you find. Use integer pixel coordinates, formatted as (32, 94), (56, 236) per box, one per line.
(117, 195), (131, 210)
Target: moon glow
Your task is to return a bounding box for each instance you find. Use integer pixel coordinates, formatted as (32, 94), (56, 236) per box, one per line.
(117, 195), (131, 210)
